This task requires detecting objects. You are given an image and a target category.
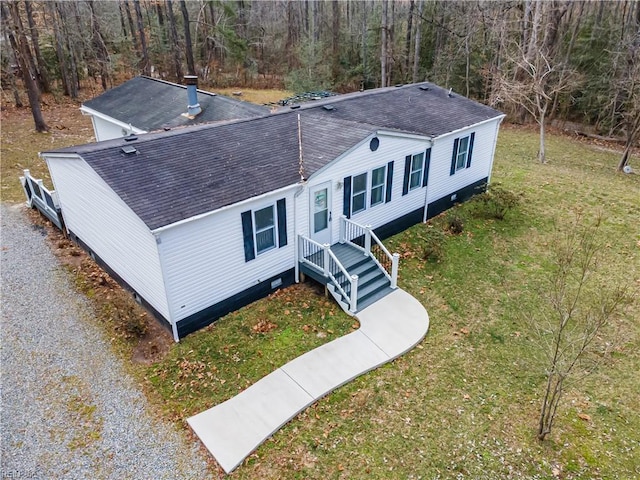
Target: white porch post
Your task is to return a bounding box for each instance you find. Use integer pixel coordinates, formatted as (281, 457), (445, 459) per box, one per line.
(391, 252), (400, 289)
(294, 234), (300, 283)
(340, 215), (346, 244)
(323, 243), (330, 276)
(349, 274), (358, 313)
(364, 225), (372, 256)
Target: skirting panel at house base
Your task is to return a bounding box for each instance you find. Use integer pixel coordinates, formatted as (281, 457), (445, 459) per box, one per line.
(176, 269), (296, 338)
(426, 178), (488, 220)
(67, 231), (173, 333)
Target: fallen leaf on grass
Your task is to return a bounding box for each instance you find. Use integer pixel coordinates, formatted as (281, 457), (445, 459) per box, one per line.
(578, 413), (591, 422)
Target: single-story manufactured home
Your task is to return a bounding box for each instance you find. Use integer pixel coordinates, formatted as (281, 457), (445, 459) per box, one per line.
(80, 75), (268, 141)
(42, 82), (504, 341)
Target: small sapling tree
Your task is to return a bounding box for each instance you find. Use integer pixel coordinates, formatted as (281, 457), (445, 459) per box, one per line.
(527, 214), (628, 441)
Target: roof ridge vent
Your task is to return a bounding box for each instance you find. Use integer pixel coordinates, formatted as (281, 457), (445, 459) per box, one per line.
(419, 85), (430, 91)
(124, 134), (138, 142)
(322, 104), (335, 111)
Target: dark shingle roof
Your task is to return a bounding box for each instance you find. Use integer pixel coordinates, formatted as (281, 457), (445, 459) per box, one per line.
(49, 82), (503, 230)
(82, 76), (268, 131)
(292, 82), (501, 137)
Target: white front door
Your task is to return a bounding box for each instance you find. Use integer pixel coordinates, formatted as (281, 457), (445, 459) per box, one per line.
(310, 182), (331, 244)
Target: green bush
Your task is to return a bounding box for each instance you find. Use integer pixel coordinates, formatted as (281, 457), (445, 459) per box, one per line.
(473, 184), (521, 220)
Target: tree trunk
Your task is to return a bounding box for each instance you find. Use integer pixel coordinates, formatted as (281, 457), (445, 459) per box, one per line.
(123, 0), (139, 53)
(24, 0), (51, 93)
(118, 1), (129, 38)
(538, 103), (547, 163)
(361, 0), (368, 89)
(180, 0), (195, 75)
(381, 0), (388, 87)
(404, 0), (414, 79)
(55, 1), (79, 99)
(412, 0), (423, 82)
(88, 0), (111, 90)
(5, 2), (48, 132)
(332, 0), (341, 81)
(617, 117), (640, 171)
(47, 2), (69, 96)
(165, 0), (183, 81)
(134, 0), (150, 75)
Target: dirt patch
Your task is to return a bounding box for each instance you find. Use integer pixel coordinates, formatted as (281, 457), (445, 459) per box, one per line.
(25, 208), (173, 365)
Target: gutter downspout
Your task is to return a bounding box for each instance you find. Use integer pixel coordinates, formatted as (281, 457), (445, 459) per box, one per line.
(293, 183), (306, 283)
(423, 139), (435, 223)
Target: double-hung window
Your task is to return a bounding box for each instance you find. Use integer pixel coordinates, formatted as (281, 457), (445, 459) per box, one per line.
(450, 132), (475, 175)
(241, 199), (288, 262)
(409, 152), (425, 190)
(254, 205), (276, 254)
(343, 162), (394, 218)
(351, 172), (367, 214)
(370, 166), (386, 207)
(456, 135), (470, 171)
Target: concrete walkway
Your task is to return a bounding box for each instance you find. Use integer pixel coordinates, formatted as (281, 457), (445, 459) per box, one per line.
(187, 288), (429, 473)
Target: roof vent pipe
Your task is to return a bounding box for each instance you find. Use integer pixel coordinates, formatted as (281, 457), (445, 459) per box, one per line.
(184, 75), (202, 117)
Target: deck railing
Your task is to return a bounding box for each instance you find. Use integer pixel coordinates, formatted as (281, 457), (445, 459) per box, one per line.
(298, 234), (358, 312)
(340, 216), (399, 289)
(20, 169), (64, 230)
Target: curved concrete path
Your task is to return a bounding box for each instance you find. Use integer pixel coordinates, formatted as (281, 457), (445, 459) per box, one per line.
(187, 288), (429, 473)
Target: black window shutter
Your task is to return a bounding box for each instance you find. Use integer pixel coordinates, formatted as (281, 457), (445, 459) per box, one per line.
(385, 161), (394, 203)
(422, 148), (432, 187)
(450, 138), (460, 176)
(241, 210), (255, 262)
(277, 199), (287, 247)
(402, 155), (411, 195)
(343, 176), (352, 218)
(466, 132), (475, 168)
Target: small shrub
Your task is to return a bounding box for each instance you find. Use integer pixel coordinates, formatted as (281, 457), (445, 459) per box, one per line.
(122, 312), (148, 338)
(420, 227), (446, 262)
(474, 184), (521, 220)
(446, 213), (465, 234)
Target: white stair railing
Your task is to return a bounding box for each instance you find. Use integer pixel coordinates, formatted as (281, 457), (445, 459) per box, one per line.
(298, 234), (358, 312)
(340, 216), (399, 289)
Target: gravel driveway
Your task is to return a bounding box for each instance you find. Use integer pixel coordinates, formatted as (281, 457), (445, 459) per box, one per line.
(1, 204), (212, 479)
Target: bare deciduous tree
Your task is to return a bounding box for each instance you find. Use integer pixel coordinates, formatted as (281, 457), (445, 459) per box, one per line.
(527, 214), (629, 441)
(494, 46), (578, 163)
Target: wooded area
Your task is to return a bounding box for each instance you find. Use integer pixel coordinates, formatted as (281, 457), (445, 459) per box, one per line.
(2, 1), (639, 168)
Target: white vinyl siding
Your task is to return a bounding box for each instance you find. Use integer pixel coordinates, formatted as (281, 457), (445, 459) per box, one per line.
(45, 156), (170, 320)
(302, 134), (432, 245)
(427, 119), (501, 204)
(157, 190), (295, 322)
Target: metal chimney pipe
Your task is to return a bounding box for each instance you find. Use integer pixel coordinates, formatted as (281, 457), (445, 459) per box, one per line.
(184, 75), (202, 117)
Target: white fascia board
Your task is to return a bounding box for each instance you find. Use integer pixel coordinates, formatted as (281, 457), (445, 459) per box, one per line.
(151, 183), (301, 235)
(307, 130), (433, 181)
(39, 152), (83, 160)
(431, 115), (506, 143)
(79, 105), (147, 135)
(377, 129), (433, 142)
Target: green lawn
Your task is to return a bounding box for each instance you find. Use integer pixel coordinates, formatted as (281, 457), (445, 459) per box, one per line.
(4, 99), (638, 478)
(145, 125), (639, 479)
